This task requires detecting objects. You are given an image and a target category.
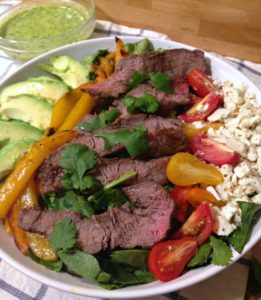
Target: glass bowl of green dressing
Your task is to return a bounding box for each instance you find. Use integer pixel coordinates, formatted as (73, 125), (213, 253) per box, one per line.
(0, 0), (95, 61)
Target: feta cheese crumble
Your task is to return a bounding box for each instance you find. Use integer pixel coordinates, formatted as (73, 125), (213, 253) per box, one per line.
(207, 81), (261, 236)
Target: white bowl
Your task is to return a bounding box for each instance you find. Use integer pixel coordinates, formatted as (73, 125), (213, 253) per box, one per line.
(0, 37), (260, 299)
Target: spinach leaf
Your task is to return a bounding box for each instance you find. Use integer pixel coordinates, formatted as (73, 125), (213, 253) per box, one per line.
(210, 236), (232, 266)
(50, 218), (77, 251)
(58, 250), (101, 281)
(229, 201), (261, 253)
(28, 249), (63, 272)
(110, 249), (150, 270)
(124, 38), (154, 55)
(122, 94), (159, 114)
(96, 126), (149, 157)
(78, 109), (120, 132)
(187, 242), (212, 268)
(43, 191), (94, 217)
(150, 72), (173, 93)
(126, 72), (149, 90)
(59, 144), (98, 191)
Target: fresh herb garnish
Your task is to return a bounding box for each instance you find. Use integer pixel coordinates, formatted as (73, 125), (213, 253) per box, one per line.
(79, 109), (120, 132)
(96, 126), (149, 157)
(126, 72), (149, 90)
(210, 236), (232, 266)
(59, 144), (99, 191)
(229, 201), (261, 253)
(28, 249), (63, 272)
(122, 94), (159, 114)
(50, 218), (77, 251)
(43, 191), (94, 217)
(150, 72), (173, 93)
(58, 250), (101, 281)
(187, 242), (212, 268)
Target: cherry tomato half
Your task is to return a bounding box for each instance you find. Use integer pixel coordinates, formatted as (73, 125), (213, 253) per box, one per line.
(179, 92), (223, 123)
(148, 237), (198, 282)
(190, 133), (240, 166)
(188, 68), (214, 98)
(172, 204), (214, 245)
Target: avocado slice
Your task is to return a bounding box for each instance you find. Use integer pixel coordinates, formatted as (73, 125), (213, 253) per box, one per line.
(124, 38), (154, 55)
(0, 76), (69, 106)
(38, 56), (90, 89)
(0, 120), (43, 143)
(0, 139), (35, 179)
(0, 95), (52, 130)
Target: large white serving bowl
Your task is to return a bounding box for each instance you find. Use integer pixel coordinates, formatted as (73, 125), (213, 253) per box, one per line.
(0, 37), (260, 299)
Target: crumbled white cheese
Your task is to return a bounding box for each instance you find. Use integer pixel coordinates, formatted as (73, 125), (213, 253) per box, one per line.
(207, 81), (261, 236)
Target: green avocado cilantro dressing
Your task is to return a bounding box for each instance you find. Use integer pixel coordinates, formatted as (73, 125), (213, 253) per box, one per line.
(0, 4), (88, 41)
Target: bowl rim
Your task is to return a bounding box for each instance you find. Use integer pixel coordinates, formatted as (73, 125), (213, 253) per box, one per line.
(0, 36), (260, 299)
(0, 0), (95, 47)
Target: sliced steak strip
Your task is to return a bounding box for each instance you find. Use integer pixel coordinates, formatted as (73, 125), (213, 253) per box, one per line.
(102, 114), (188, 158)
(85, 49), (207, 98)
(37, 155), (170, 195)
(19, 182), (174, 254)
(37, 115), (187, 195)
(126, 79), (189, 114)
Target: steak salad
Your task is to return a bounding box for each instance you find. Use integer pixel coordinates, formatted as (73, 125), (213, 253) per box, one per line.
(0, 38), (260, 289)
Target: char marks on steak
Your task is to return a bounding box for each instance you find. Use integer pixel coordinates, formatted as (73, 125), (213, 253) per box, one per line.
(19, 182), (174, 254)
(37, 155), (170, 195)
(85, 49), (207, 98)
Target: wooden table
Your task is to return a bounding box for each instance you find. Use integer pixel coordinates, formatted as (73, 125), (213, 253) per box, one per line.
(96, 0), (261, 63)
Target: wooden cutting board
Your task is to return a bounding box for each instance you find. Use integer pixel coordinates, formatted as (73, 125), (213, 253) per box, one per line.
(96, 0), (261, 63)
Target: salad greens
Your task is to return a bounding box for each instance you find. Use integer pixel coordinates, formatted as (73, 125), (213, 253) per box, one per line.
(122, 94), (159, 114)
(187, 242), (212, 268)
(28, 249), (63, 272)
(210, 236), (232, 266)
(96, 126), (149, 157)
(229, 201), (261, 253)
(78, 109), (120, 132)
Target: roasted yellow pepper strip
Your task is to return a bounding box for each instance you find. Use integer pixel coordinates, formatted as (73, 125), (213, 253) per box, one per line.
(58, 92), (94, 132)
(0, 130), (78, 219)
(50, 82), (90, 131)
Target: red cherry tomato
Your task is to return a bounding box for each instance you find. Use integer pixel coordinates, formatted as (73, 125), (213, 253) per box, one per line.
(171, 186), (191, 223)
(179, 92), (223, 123)
(172, 204), (214, 245)
(148, 237), (198, 282)
(188, 68), (214, 97)
(190, 133), (241, 166)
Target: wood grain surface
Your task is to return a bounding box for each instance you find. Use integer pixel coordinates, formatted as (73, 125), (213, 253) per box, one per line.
(96, 0), (261, 63)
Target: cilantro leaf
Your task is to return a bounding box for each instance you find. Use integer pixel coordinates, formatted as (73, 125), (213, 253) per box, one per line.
(43, 191), (94, 217)
(229, 201), (261, 253)
(28, 249), (63, 272)
(88, 188), (130, 213)
(78, 109), (120, 132)
(59, 144), (98, 191)
(187, 242), (212, 268)
(150, 72), (173, 93)
(58, 250), (101, 280)
(96, 126), (149, 157)
(122, 94), (159, 114)
(50, 218), (77, 251)
(126, 72), (149, 90)
(210, 236), (232, 266)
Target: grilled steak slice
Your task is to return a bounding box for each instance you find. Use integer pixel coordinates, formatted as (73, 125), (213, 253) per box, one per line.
(126, 79), (189, 114)
(19, 182), (174, 254)
(37, 115), (187, 194)
(19, 209), (81, 236)
(102, 114), (188, 158)
(85, 49), (207, 98)
(37, 156), (170, 195)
